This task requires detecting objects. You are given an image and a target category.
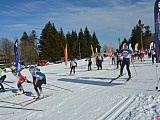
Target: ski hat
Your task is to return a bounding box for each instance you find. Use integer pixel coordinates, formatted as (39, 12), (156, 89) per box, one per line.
(29, 66), (37, 71)
(11, 68), (18, 74)
(29, 66), (40, 71)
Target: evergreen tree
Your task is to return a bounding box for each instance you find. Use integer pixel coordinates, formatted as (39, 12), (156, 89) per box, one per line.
(20, 32), (29, 61)
(79, 28), (88, 58)
(143, 26), (153, 49)
(83, 27), (92, 57)
(92, 32), (100, 53)
(39, 21), (60, 61)
(130, 26), (141, 51)
(0, 22), (101, 64)
(20, 31), (38, 64)
(38, 22), (101, 61)
(66, 32), (72, 59)
(28, 30), (38, 63)
(130, 20), (154, 51)
(59, 27), (67, 59)
(78, 28), (84, 59)
(71, 30), (78, 58)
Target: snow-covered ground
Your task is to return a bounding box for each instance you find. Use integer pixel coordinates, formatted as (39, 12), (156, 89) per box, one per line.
(0, 56), (160, 120)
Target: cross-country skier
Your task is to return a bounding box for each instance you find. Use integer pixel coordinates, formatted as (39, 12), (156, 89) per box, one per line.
(88, 57), (92, 71)
(29, 66), (46, 98)
(131, 52), (135, 62)
(0, 68), (6, 92)
(140, 49), (145, 62)
(111, 53), (116, 65)
(151, 48), (156, 64)
(116, 50), (123, 69)
(96, 54), (103, 70)
(69, 59), (77, 75)
(119, 44), (132, 79)
(12, 69), (31, 94)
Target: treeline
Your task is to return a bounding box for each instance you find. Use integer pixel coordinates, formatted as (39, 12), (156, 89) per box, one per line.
(118, 20), (155, 51)
(39, 21), (100, 62)
(0, 38), (14, 64)
(0, 21), (100, 64)
(0, 20), (156, 65)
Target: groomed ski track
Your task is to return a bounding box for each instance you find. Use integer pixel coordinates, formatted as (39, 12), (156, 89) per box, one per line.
(97, 95), (136, 120)
(0, 56), (160, 120)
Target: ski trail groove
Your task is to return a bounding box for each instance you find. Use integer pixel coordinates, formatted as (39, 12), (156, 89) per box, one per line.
(97, 94), (136, 120)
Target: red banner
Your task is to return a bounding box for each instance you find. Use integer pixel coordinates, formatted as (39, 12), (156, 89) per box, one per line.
(109, 43), (112, 58)
(64, 44), (68, 66)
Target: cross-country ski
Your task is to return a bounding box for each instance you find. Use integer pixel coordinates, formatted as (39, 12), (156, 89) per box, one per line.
(21, 94), (53, 107)
(109, 74), (125, 83)
(124, 76), (133, 84)
(2, 93), (23, 100)
(0, 105), (46, 112)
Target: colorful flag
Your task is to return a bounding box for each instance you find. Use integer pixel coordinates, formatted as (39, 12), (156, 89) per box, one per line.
(129, 43), (133, 51)
(14, 39), (22, 71)
(154, 0), (160, 62)
(135, 43), (139, 51)
(122, 43), (127, 50)
(109, 43), (112, 58)
(91, 45), (94, 57)
(64, 44), (68, 66)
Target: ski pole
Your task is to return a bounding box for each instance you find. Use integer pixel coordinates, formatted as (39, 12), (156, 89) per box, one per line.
(131, 62), (137, 75)
(3, 83), (15, 88)
(0, 100), (20, 106)
(46, 83), (73, 92)
(113, 61), (117, 74)
(0, 105), (46, 112)
(155, 64), (159, 90)
(42, 86), (60, 91)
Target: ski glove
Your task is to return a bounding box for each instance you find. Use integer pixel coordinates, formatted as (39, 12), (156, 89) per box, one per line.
(43, 81), (46, 84)
(35, 79), (38, 85)
(26, 80), (32, 84)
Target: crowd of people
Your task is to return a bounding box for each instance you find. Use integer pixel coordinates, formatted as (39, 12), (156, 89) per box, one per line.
(0, 43), (157, 98)
(68, 42), (157, 79)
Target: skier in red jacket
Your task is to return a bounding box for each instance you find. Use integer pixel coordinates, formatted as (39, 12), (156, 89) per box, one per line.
(12, 69), (31, 94)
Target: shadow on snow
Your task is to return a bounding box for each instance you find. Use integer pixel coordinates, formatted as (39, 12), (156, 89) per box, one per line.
(58, 77), (123, 87)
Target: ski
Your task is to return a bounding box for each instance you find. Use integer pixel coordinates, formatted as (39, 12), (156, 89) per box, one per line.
(155, 78), (160, 91)
(2, 93), (23, 99)
(0, 105), (46, 112)
(46, 83), (74, 92)
(109, 74), (125, 83)
(21, 94), (53, 107)
(20, 93), (50, 105)
(42, 86), (60, 91)
(68, 74), (75, 76)
(124, 76), (133, 84)
(0, 100), (20, 106)
(2, 91), (30, 100)
(3, 83), (15, 88)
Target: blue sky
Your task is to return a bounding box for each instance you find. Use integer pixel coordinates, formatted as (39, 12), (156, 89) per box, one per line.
(0, 0), (155, 48)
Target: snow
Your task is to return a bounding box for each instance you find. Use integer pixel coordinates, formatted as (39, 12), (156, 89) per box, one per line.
(0, 56), (160, 120)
